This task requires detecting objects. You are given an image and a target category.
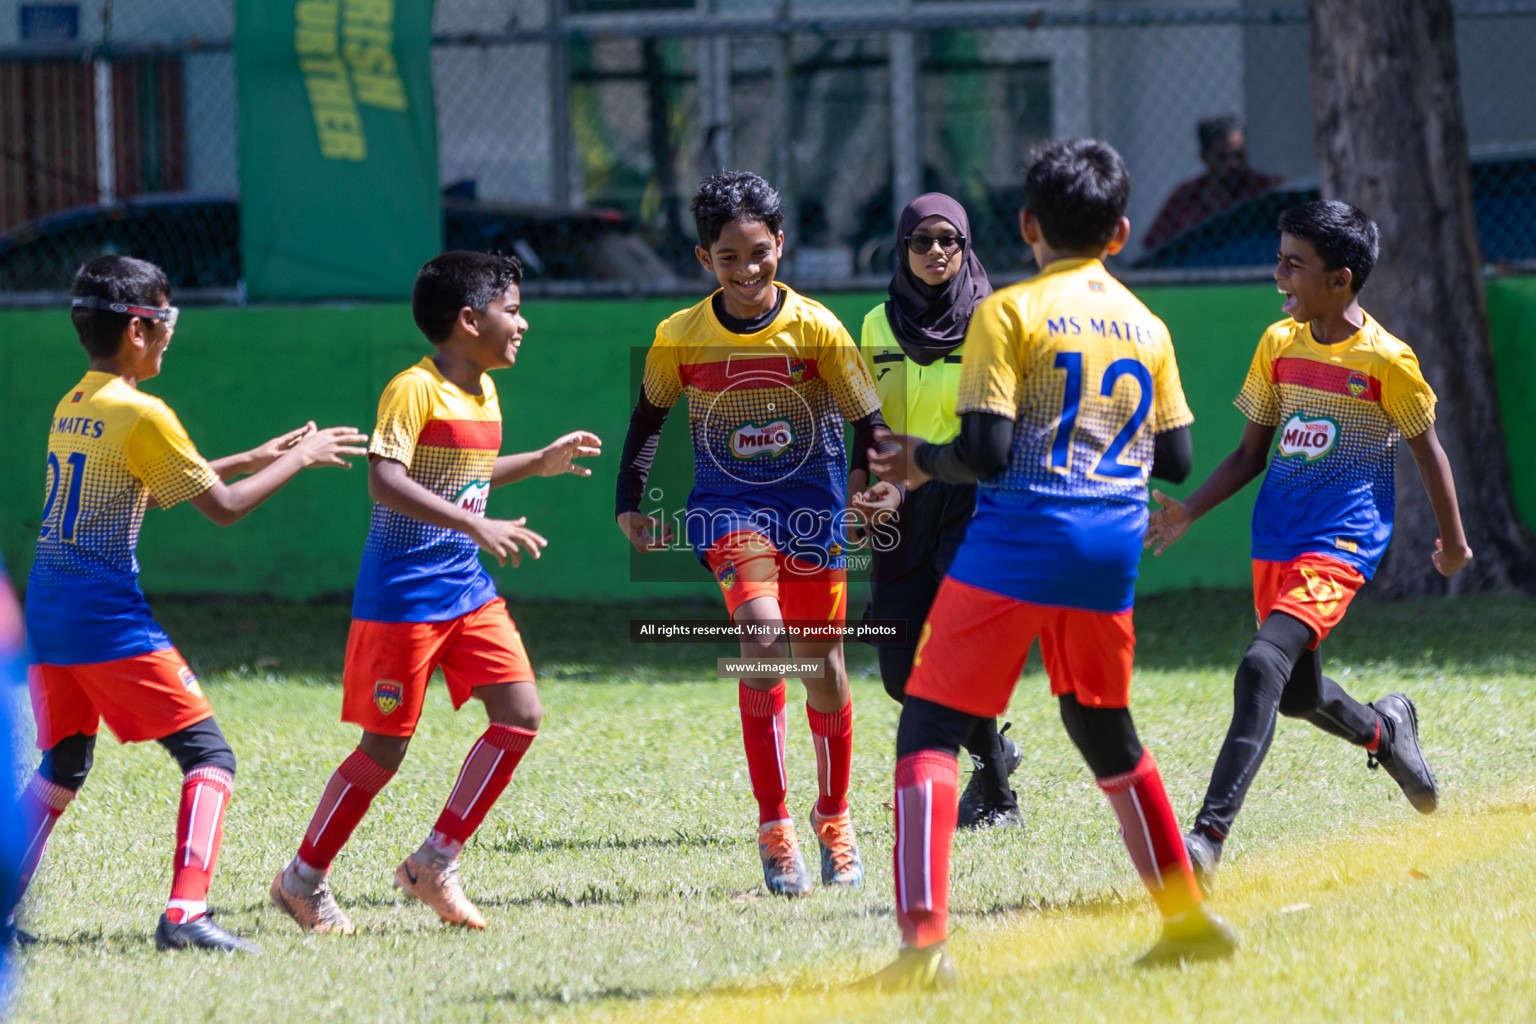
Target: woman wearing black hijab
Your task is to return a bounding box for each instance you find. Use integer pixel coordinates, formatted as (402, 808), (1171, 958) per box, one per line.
(850, 194), (1021, 828)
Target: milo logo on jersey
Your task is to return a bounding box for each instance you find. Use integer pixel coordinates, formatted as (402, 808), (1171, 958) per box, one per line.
(730, 420), (794, 460)
(452, 479), (491, 516)
(1277, 414), (1339, 462)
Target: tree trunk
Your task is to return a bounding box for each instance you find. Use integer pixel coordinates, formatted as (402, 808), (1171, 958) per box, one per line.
(1309, 0), (1536, 597)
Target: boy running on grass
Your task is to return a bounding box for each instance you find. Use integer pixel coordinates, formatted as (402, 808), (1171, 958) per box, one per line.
(1144, 200), (1472, 889)
(18, 255), (367, 953)
(864, 139), (1236, 988)
(616, 171), (888, 896)
(271, 251), (601, 933)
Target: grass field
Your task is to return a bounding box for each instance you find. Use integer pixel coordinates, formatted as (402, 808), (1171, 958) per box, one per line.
(8, 590), (1536, 1023)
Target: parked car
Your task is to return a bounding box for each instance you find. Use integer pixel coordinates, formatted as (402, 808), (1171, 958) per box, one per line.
(0, 194), (677, 294)
(1135, 153), (1536, 270)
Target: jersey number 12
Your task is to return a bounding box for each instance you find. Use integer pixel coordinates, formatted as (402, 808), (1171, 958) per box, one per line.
(1049, 353), (1152, 479)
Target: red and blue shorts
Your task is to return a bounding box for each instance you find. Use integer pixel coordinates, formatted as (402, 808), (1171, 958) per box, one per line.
(1253, 552), (1365, 648)
(905, 576), (1136, 717)
(342, 597), (534, 737)
(29, 647), (213, 749)
(703, 530), (847, 624)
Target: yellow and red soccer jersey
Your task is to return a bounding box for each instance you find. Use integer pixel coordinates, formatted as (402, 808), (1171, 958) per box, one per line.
(641, 283), (881, 564)
(1237, 313), (1435, 577)
(26, 372), (218, 665)
(947, 258), (1193, 613)
(353, 357), (502, 622)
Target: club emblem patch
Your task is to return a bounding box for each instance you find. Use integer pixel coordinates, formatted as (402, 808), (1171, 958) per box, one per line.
(828, 542), (842, 557)
(374, 680), (403, 715)
(716, 562), (738, 591)
(789, 362), (806, 385)
(1347, 372), (1369, 399)
(177, 665), (204, 699)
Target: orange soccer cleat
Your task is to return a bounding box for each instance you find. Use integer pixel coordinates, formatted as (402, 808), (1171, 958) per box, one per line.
(810, 805), (865, 888)
(270, 866), (357, 935)
(393, 851), (486, 928)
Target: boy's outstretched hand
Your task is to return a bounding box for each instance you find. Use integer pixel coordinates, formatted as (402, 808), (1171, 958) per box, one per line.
(1144, 489), (1192, 556)
(867, 434), (930, 490)
(470, 516), (547, 567)
(848, 480), (901, 547)
(616, 511), (675, 553)
(250, 421), (318, 469)
(538, 431), (603, 477)
(1431, 537), (1474, 577)
(288, 425), (370, 468)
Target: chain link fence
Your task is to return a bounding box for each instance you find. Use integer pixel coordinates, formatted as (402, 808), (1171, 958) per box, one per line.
(2, 1), (1535, 302)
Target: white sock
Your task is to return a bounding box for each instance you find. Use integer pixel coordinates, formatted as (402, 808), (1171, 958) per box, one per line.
(423, 831), (463, 861)
(166, 898), (207, 923)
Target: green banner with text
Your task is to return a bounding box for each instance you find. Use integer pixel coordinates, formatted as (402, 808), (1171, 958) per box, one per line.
(236, 0), (440, 300)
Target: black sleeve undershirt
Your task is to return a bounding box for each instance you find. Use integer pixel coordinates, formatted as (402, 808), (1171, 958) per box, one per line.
(615, 393), (671, 517)
(913, 411), (1015, 484)
(1151, 425), (1193, 484)
(849, 408), (889, 474)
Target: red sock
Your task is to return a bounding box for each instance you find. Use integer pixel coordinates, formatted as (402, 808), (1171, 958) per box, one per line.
(1098, 749), (1202, 918)
(1364, 717), (1382, 753)
(430, 724), (537, 846)
(807, 701), (853, 817)
(16, 773), (75, 902)
(893, 750), (959, 949)
(296, 749), (396, 872)
(739, 681), (789, 824)
(167, 767), (233, 923)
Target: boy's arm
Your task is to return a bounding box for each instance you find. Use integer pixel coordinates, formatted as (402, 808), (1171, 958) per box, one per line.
(189, 426), (367, 527)
(205, 422), (320, 481)
(614, 394), (675, 552)
(1405, 425), (1474, 576)
(490, 431), (602, 488)
(368, 457), (547, 567)
(1144, 419), (1274, 556)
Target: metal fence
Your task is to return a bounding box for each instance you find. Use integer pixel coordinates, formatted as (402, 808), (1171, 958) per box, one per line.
(3, 1), (1536, 303)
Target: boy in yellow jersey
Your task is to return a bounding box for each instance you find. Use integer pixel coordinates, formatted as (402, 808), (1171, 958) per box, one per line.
(616, 172), (888, 896)
(18, 255), (366, 952)
(272, 251), (601, 934)
(863, 139), (1234, 988)
(1145, 200), (1472, 890)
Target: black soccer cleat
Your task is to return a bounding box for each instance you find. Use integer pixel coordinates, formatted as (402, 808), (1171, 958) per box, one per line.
(956, 724), (1024, 830)
(154, 912), (261, 954)
(1367, 693), (1439, 814)
(1183, 830), (1222, 897)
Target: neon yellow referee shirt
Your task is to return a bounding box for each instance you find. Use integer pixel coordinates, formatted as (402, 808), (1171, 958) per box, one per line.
(859, 303), (963, 444)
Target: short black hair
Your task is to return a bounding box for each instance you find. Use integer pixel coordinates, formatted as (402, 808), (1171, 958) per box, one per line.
(690, 171), (783, 251)
(1278, 200), (1379, 293)
(411, 251), (523, 344)
(69, 255), (171, 358)
(1198, 113), (1243, 154)
(1023, 139), (1131, 252)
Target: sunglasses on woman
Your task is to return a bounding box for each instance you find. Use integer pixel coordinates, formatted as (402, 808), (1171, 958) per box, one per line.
(904, 233), (965, 255)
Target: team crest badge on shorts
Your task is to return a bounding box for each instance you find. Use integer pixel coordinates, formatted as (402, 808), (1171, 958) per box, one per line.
(177, 665), (204, 699)
(374, 680), (403, 715)
(828, 541), (842, 557)
(1347, 372), (1369, 399)
(717, 562), (738, 591)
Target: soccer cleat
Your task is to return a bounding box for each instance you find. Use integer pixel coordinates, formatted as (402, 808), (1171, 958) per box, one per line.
(270, 866), (357, 935)
(1183, 830), (1222, 897)
(852, 943), (958, 992)
(1368, 693), (1439, 814)
(810, 806), (865, 888)
(393, 851), (486, 929)
(956, 724), (1023, 830)
(757, 820), (814, 897)
(154, 912), (261, 954)
(1134, 903), (1239, 967)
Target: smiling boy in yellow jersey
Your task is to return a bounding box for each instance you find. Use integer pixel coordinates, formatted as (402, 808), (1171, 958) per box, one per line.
(17, 255), (367, 953)
(1145, 200), (1472, 891)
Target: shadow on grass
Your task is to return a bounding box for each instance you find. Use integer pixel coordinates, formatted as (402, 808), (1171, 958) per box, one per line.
(151, 591), (1536, 680)
(484, 829), (736, 856)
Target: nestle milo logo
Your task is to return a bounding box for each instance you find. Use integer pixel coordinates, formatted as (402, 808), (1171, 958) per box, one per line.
(453, 479), (491, 516)
(1276, 414), (1339, 461)
(730, 420), (794, 459)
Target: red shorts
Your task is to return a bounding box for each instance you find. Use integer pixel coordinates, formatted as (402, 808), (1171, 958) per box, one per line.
(29, 647), (213, 749)
(342, 597), (534, 737)
(704, 530), (847, 624)
(905, 577), (1136, 716)
(1253, 553), (1365, 647)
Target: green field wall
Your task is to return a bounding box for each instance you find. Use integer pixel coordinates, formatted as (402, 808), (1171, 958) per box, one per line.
(5, 277), (1535, 603)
